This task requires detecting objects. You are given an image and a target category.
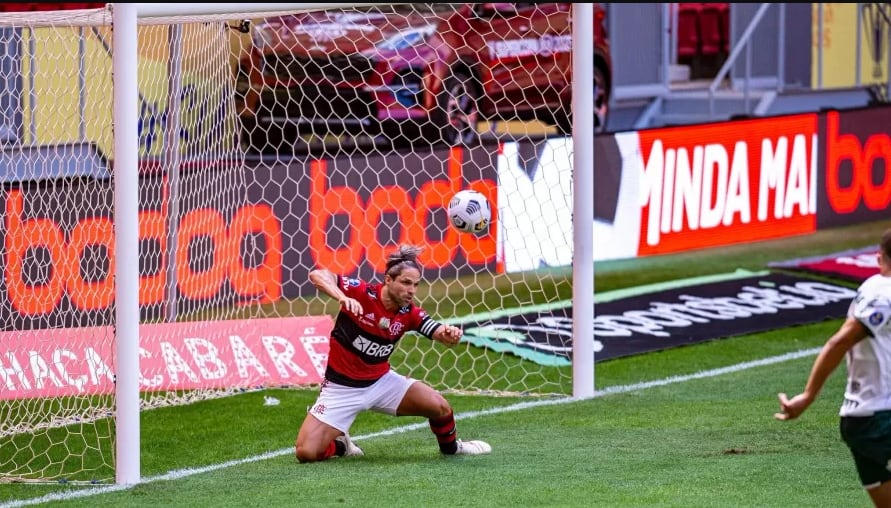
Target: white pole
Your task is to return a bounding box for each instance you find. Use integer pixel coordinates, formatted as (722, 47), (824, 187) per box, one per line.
(662, 3), (671, 88)
(817, 3), (824, 90)
(887, 8), (891, 99)
(572, 3), (595, 398)
(855, 3), (862, 87)
(112, 1), (141, 486)
(777, 3), (785, 93)
(78, 27), (86, 140)
(27, 30), (35, 143)
(671, 3), (679, 65)
(164, 25), (184, 323)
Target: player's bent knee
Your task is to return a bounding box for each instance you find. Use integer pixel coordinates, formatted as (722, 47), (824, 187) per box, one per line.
(295, 445), (325, 463)
(399, 382), (455, 419)
(431, 394), (453, 418)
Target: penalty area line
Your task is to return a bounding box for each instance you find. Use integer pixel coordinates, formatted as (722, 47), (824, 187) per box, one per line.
(0, 347), (820, 508)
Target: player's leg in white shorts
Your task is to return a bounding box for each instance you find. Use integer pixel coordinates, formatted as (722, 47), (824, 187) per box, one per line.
(309, 372), (417, 432)
(308, 380), (368, 433)
(366, 370), (418, 415)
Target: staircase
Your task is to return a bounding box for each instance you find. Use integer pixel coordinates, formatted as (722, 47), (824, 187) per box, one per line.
(621, 83), (878, 131)
(609, 3), (889, 132)
(635, 81), (768, 128)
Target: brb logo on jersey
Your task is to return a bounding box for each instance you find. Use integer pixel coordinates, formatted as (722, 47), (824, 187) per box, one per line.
(352, 334), (394, 359)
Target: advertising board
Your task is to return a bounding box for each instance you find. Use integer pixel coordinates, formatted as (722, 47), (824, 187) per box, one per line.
(2, 105), (889, 327)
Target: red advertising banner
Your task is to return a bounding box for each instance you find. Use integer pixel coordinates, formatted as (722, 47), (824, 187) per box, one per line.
(817, 106), (891, 227)
(768, 246), (880, 283)
(300, 146), (498, 277)
(0, 169), (282, 328)
(0, 143), (501, 330)
(0, 316), (332, 400)
(635, 114), (819, 256)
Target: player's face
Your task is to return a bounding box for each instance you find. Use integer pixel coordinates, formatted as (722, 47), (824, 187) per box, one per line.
(386, 268), (421, 308)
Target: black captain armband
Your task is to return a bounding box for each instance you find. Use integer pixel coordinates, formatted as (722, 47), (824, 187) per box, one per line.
(418, 315), (443, 339)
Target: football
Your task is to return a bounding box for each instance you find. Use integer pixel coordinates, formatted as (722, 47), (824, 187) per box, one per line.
(447, 189), (491, 234)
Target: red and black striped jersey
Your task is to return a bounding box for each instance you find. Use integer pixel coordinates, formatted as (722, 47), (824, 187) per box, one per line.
(325, 274), (442, 387)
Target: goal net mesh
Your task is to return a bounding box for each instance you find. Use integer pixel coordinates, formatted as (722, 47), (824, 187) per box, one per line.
(0, 2), (585, 483)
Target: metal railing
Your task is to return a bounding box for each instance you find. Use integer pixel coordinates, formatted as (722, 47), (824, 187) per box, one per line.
(707, 2), (774, 119)
(858, 3), (891, 100)
(708, 3), (891, 120)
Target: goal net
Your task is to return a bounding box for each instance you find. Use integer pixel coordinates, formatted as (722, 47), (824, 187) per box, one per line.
(0, 2), (595, 483)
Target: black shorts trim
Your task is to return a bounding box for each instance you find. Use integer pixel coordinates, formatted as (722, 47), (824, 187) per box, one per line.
(324, 367), (381, 388)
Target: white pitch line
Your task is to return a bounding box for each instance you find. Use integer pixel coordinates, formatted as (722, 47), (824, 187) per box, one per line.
(0, 347), (821, 508)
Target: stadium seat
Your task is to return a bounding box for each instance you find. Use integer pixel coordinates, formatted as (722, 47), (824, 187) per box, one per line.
(699, 3), (724, 56)
(676, 3), (701, 60)
(0, 3), (37, 11)
(717, 3), (730, 54)
(59, 3), (105, 9)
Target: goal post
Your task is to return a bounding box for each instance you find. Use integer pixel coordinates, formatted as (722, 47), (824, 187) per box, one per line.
(0, 1), (597, 485)
(112, 1), (139, 487)
(571, 3), (595, 399)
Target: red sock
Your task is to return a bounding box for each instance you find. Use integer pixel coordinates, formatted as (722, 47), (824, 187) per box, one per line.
(321, 440), (339, 460)
(429, 409), (458, 454)
(295, 439), (341, 461)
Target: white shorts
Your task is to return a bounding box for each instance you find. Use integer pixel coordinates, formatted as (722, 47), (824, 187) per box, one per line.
(308, 370), (417, 433)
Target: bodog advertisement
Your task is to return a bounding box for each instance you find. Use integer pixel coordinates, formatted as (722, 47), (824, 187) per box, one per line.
(245, 145), (499, 295)
(0, 163), (275, 330)
(0, 145), (498, 330)
(817, 105), (891, 228)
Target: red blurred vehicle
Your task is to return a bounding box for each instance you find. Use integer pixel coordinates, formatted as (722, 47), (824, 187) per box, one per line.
(235, 3), (611, 152)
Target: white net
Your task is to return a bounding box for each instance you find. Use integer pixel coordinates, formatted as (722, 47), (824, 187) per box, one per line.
(0, 3), (264, 483)
(0, 2), (598, 482)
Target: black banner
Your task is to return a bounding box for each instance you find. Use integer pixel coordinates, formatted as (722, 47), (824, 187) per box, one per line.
(461, 273), (857, 366)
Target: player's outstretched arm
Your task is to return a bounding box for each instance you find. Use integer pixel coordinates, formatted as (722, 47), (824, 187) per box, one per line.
(775, 317), (869, 421)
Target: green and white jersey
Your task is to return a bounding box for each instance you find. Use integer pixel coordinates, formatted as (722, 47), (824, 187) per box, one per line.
(841, 274), (891, 417)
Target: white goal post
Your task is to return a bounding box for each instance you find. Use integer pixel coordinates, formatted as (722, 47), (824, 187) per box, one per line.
(571, 3), (595, 402)
(0, 2), (596, 486)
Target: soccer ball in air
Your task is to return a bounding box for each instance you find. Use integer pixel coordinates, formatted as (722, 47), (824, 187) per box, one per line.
(448, 189), (491, 234)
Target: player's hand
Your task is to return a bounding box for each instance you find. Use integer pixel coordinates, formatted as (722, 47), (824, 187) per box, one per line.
(438, 325), (463, 346)
(339, 297), (363, 316)
(774, 392), (811, 421)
